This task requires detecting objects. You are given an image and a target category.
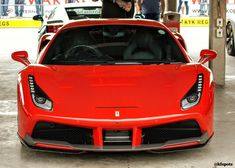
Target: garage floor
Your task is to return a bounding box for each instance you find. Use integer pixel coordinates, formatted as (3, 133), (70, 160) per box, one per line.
(0, 39), (235, 167)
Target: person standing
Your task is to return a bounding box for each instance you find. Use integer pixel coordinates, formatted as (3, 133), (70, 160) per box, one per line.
(1, 0), (9, 17)
(15, 0), (25, 17)
(199, 0), (208, 16)
(93, 0), (135, 18)
(137, 0), (165, 21)
(177, 0), (189, 15)
(35, 0), (44, 16)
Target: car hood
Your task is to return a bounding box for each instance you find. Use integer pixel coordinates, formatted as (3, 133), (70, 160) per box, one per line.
(33, 64), (198, 119)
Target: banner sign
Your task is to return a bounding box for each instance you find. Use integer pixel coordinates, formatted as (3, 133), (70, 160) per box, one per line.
(0, 0), (97, 18)
(2, 0), (235, 18)
(0, 19), (41, 28)
(1, 0), (235, 28)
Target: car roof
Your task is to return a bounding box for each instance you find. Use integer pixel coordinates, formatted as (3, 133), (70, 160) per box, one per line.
(61, 19), (168, 31)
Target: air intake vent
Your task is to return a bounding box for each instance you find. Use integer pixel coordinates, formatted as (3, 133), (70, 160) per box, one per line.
(32, 122), (93, 145)
(103, 130), (132, 145)
(142, 120), (202, 144)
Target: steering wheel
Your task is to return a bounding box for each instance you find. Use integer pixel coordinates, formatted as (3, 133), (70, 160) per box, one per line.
(65, 45), (103, 60)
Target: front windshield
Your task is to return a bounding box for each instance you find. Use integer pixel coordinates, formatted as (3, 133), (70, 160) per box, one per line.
(42, 25), (187, 65)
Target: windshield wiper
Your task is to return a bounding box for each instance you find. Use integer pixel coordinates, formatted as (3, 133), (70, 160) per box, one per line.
(77, 60), (143, 65)
(77, 60), (116, 65)
(50, 60), (116, 65)
(114, 62), (143, 65)
(140, 60), (184, 64)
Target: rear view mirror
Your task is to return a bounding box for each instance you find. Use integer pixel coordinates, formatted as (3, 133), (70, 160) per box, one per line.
(12, 51), (31, 66)
(33, 15), (43, 22)
(199, 49), (217, 64)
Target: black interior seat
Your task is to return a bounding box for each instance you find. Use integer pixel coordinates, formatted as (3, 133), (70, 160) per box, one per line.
(124, 30), (163, 60)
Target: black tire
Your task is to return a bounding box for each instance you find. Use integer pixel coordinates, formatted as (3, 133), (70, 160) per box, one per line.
(226, 22), (235, 56)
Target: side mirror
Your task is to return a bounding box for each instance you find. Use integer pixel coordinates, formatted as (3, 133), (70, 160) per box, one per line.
(11, 51), (31, 66)
(33, 15), (43, 22)
(199, 49), (217, 64)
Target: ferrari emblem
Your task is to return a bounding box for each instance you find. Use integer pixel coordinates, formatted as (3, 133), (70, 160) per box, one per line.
(115, 111), (120, 117)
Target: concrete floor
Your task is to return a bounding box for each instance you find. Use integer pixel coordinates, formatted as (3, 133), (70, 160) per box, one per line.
(0, 36), (235, 168)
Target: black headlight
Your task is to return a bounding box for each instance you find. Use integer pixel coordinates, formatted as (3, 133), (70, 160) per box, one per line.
(181, 74), (203, 110)
(28, 76), (53, 111)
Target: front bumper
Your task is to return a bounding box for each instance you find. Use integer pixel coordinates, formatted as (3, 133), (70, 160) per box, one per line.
(18, 101), (214, 152)
(20, 132), (210, 152)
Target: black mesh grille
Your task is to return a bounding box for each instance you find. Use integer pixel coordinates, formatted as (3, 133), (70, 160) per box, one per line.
(32, 122), (93, 145)
(142, 120), (202, 144)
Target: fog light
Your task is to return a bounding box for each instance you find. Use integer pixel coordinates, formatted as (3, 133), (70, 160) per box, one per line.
(186, 93), (199, 103)
(35, 96), (46, 104)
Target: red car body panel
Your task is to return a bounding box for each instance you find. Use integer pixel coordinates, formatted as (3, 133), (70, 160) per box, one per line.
(15, 19), (214, 152)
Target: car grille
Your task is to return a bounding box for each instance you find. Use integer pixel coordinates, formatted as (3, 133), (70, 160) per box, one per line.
(142, 120), (202, 144)
(32, 122), (93, 145)
(103, 130), (132, 145)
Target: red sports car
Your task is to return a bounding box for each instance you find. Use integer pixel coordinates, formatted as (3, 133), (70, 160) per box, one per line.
(12, 19), (217, 152)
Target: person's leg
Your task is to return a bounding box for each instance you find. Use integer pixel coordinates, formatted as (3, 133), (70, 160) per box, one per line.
(19, 0), (24, 16)
(184, 1), (189, 15)
(206, 2), (209, 15)
(181, 4), (184, 15)
(199, 2), (203, 15)
(15, 0), (18, 16)
(202, 3), (206, 15)
(35, 0), (39, 15)
(2, 0), (6, 16)
(5, 0), (9, 16)
(2, 0), (8, 16)
(177, 0), (183, 13)
(40, 0), (44, 16)
(0, 0), (3, 16)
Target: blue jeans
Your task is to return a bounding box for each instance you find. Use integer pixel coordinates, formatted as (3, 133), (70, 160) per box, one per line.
(144, 13), (160, 21)
(15, 0), (24, 16)
(1, 0), (9, 16)
(35, 0), (43, 16)
(200, 2), (208, 15)
(177, 0), (189, 15)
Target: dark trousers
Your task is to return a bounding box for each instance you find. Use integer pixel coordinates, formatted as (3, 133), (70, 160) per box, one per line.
(177, 0), (189, 15)
(1, 0), (9, 16)
(35, 0), (44, 16)
(144, 13), (160, 21)
(15, 0), (24, 16)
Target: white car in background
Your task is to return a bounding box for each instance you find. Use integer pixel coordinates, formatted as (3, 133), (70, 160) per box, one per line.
(34, 1), (102, 39)
(34, 1), (102, 53)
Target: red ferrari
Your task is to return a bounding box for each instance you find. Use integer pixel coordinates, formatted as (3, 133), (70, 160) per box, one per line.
(12, 19), (217, 152)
